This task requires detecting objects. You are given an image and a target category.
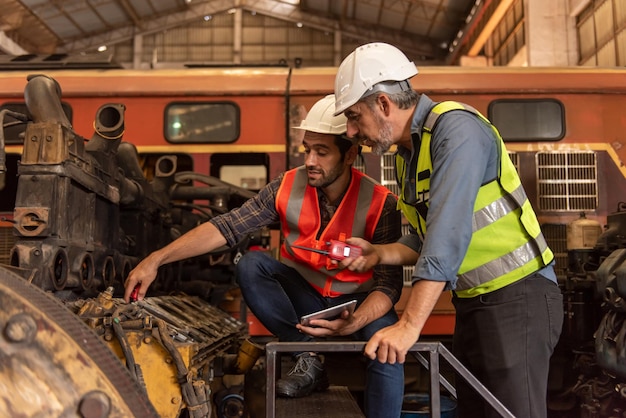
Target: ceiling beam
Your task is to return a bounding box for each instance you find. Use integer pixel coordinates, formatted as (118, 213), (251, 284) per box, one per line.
(0, 0), (60, 53)
(0, 30), (28, 54)
(243, 0), (441, 60)
(58, 0), (238, 53)
(467, 0), (514, 56)
(57, 0), (442, 61)
(117, 0), (145, 30)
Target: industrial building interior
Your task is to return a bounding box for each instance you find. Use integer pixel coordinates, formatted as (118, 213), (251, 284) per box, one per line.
(0, 0), (619, 68)
(1, 1), (626, 418)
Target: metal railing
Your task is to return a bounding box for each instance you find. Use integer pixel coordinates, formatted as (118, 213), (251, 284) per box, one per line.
(265, 341), (515, 418)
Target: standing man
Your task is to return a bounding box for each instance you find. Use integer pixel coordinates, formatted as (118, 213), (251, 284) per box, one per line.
(333, 42), (563, 418)
(124, 94), (405, 418)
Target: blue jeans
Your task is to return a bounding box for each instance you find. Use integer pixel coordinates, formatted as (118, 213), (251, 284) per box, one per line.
(236, 251), (404, 418)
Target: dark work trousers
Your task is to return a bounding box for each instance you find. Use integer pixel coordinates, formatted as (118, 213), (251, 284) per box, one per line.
(452, 272), (563, 418)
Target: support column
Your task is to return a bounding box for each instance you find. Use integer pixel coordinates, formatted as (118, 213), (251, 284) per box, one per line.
(333, 28), (342, 66)
(132, 33), (143, 69)
(526, 0), (579, 65)
(233, 8), (242, 64)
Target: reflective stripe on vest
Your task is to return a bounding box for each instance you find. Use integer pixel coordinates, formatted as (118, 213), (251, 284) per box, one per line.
(275, 166), (389, 297)
(396, 101), (554, 297)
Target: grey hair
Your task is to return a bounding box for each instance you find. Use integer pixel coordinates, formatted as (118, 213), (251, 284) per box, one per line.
(362, 85), (418, 111)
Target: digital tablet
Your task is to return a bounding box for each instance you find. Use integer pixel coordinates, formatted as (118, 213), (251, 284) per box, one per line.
(300, 299), (357, 326)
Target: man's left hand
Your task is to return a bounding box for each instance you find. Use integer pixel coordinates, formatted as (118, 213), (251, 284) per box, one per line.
(296, 310), (358, 336)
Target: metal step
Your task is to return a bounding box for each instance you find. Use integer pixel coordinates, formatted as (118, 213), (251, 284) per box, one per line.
(276, 386), (365, 418)
(265, 341), (515, 418)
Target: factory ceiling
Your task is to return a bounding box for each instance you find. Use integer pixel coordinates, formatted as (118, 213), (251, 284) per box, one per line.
(0, 0), (483, 66)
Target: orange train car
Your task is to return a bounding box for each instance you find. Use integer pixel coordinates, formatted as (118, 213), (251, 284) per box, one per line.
(2, 66), (626, 338)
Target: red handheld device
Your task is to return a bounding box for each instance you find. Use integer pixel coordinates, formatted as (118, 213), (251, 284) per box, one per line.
(292, 239), (362, 261)
(130, 283), (140, 302)
(327, 239), (362, 260)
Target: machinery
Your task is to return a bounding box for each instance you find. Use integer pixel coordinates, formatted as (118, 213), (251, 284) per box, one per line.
(551, 209), (626, 417)
(0, 74), (265, 418)
(3, 70), (626, 418)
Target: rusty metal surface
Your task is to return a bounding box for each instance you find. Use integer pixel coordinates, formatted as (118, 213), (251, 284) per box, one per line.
(139, 295), (247, 359)
(66, 290), (248, 418)
(0, 265), (159, 418)
(0, 72), (260, 418)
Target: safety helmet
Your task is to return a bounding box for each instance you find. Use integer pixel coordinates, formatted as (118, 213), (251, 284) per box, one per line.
(334, 42), (418, 116)
(295, 94), (347, 135)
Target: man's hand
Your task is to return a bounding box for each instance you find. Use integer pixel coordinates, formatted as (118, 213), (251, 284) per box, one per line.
(338, 237), (380, 272)
(123, 254), (160, 302)
(364, 321), (420, 364)
(364, 280), (445, 363)
(296, 309), (360, 337)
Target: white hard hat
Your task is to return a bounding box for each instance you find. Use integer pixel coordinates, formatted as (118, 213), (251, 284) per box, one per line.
(295, 94), (347, 135)
(334, 42), (418, 116)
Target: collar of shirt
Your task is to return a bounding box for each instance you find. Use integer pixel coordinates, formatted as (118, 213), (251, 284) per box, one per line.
(317, 185), (349, 238)
(395, 94), (435, 206)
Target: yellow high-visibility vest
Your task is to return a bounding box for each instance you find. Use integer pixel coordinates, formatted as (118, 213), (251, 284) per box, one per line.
(396, 101), (553, 297)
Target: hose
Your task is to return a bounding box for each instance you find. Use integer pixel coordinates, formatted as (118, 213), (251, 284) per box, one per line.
(112, 316), (146, 391)
(155, 318), (210, 418)
(0, 109), (29, 174)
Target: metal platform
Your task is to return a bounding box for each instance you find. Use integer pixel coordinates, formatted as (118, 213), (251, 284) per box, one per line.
(265, 341), (516, 418)
(275, 386), (364, 418)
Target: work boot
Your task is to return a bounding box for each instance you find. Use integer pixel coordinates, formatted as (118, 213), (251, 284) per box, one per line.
(276, 352), (329, 398)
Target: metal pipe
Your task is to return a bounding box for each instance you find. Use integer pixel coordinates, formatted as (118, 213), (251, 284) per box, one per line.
(23, 74), (71, 126)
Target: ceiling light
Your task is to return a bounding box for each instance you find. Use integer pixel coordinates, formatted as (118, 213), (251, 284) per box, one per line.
(97, 45), (107, 52)
(296, 22), (303, 28)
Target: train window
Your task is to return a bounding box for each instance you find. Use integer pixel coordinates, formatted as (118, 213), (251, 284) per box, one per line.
(0, 102), (73, 144)
(488, 99), (565, 141)
(165, 102), (240, 144)
(210, 153), (269, 191)
(211, 153), (269, 210)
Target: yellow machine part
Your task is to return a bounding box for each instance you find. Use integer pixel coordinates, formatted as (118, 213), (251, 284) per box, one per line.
(105, 331), (195, 418)
(0, 266), (159, 418)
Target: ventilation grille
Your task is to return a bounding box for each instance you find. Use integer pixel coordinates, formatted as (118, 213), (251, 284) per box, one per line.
(536, 151), (598, 211)
(0, 227), (16, 265)
(401, 224), (415, 286)
(381, 152), (399, 195)
(353, 154), (366, 174)
(541, 223), (568, 282)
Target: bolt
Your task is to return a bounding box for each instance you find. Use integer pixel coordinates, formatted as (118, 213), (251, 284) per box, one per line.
(171, 397), (181, 404)
(78, 390), (111, 418)
(4, 313), (37, 343)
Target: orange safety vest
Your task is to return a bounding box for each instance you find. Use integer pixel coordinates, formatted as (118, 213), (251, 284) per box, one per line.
(276, 166), (390, 297)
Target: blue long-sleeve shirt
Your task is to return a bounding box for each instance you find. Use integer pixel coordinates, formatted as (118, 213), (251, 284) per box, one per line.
(397, 94), (556, 290)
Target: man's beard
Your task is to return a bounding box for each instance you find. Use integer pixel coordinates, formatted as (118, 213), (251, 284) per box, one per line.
(366, 112), (395, 155)
(307, 164), (343, 189)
